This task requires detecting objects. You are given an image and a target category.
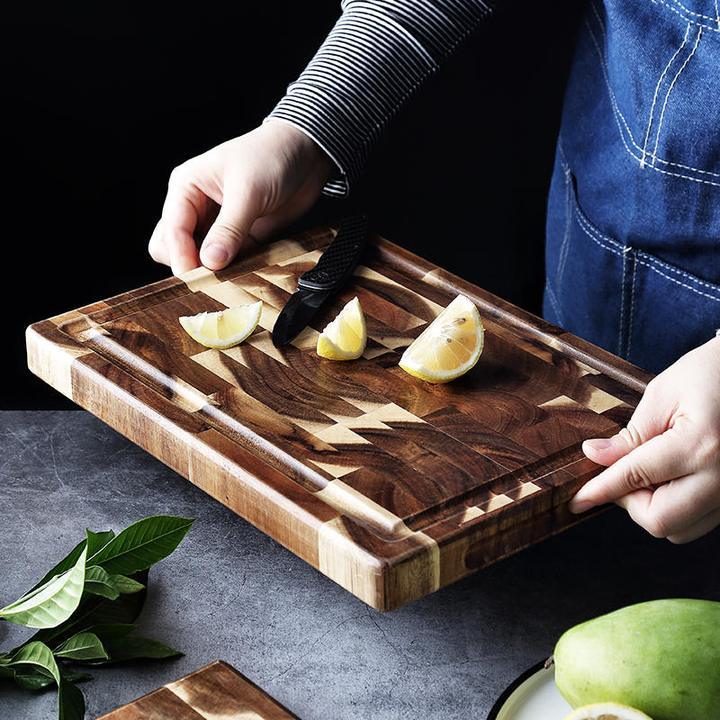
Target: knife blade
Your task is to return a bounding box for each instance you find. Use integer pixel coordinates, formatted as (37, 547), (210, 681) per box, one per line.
(272, 214), (368, 347)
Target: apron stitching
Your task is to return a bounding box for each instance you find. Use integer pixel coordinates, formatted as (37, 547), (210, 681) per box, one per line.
(636, 159), (720, 185)
(650, 26), (703, 166)
(574, 208), (623, 257)
(640, 22), (691, 168)
(627, 255), (639, 359)
(575, 205), (720, 301)
(587, 3), (637, 144)
(637, 249), (720, 291)
(663, 0), (718, 22)
(556, 166), (573, 289)
(636, 258), (720, 301)
(585, 10), (720, 180)
(557, 137), (568, 165)
(618, 246), (633, 356)
(651, 0), (720, 32)
(573, 196), (624, 250)
(590, 0), (607, 34)
(545, 281), (564, 325)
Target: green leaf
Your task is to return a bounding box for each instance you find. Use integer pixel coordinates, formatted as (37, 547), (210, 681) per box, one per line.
(110, 575), (144, 594)
(85, 530), (115, 557)
(58, 676), (85, 720)
(7, 641), (86, 718)
(13, 667), (56, 691)
(30, 572), (148, 648)
(30, 539), (86, 592)
(88, 516), (193, 575)
(8, 641), (61, 685)
(13, 667), (93, 690)
(84, 566), (120, 601)
(2, 641), (92, 696)
(103, 635), (183, 663)
(63, 670), (93, 684)
(54, 632), (109, 661)
(84, 567), (144, 599)
(80, 623), (136, 641)
(0, 548), (87, 628)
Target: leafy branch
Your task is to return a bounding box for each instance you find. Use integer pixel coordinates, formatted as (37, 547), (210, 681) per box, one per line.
(0, 515), (194, 719)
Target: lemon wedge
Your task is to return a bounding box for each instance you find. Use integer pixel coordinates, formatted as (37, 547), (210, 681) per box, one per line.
(399, 294), (484, 383)
(316, 297), (367, 360)
(179, 301), (262, 349)
(564, 703), (654, 720)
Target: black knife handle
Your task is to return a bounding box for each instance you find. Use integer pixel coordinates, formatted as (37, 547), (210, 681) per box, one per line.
(298, 214), (368, 292)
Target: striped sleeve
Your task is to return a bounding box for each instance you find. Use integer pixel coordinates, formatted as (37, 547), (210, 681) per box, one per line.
(267, 0), (494, 197)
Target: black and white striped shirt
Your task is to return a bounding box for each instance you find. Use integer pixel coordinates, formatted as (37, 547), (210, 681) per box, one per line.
(268, 0), (494, 196)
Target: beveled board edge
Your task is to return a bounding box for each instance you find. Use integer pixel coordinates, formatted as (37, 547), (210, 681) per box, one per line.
(96, 660), (300, 719)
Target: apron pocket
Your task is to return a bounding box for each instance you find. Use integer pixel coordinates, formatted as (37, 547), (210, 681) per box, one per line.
(545, 156), (719, 372)
(545, 165), (627, 357)
(625, 250), (720, 372)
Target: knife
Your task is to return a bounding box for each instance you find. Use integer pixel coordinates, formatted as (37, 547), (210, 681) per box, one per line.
(272, 214), (369, 348)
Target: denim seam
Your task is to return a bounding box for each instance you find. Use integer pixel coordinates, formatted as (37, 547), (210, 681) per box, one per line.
(585, 12), (720, 187)
(636, 258), (720, 301)
(662, 0), (718, 22)
(650, 26), (703, 166)
(651, 0), (720, 32)
(545, 281), (564, 325)
(637, 250), (720, 291)
(576, 207), (720, 302)
(641, 22), (691, 167)
(588, 4), (715, 178)
(565, 164), (719, 296)
(573, 206), (624, 258)
(627, 254), (639, 359)
(560, 148), (623, 255)
(557, 139), (569, 167)
(618, 246), (633, 356)
(572, 192), (625, 251)
(589, 3), (719, 177)
(556, 165), (573, 290)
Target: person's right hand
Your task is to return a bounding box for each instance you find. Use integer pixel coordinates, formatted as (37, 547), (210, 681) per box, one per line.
(149, 118), (334, 275)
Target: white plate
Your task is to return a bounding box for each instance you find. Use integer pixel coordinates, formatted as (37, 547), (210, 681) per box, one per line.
(489, 662), (573, 720)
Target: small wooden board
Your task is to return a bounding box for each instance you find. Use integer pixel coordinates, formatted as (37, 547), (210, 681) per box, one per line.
(98, 661), (298, 719)
(27, 227), (651, 610)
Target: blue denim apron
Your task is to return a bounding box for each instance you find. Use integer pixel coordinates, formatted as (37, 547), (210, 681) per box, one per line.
(544, 0), (720, 373)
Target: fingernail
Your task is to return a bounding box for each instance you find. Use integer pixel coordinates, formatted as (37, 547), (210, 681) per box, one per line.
(202, 243), (228, 266)
(584, 437), (612, 452)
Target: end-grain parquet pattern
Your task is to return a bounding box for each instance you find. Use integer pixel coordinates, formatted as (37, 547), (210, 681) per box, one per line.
(27, 227), (652, 610)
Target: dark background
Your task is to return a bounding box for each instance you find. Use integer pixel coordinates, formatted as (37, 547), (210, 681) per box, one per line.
(6, 2), (583, 409)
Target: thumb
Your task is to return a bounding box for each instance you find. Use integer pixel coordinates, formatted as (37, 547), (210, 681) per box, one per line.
(200, 193), (261, 270)
(581, 382), (667, 467)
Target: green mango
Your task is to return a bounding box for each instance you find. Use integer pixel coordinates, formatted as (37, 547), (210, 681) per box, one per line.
(554, 599), (720, 720)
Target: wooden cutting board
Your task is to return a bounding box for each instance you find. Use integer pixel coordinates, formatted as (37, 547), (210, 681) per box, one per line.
(98, 661), (299, 719)
(27, 227), (651, 611)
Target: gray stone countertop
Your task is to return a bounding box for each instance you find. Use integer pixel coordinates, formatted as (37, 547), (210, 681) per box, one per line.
(1, 411), (718, 719)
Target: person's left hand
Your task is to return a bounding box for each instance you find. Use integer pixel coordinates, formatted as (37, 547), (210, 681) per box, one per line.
(569, 336), (720, 543)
